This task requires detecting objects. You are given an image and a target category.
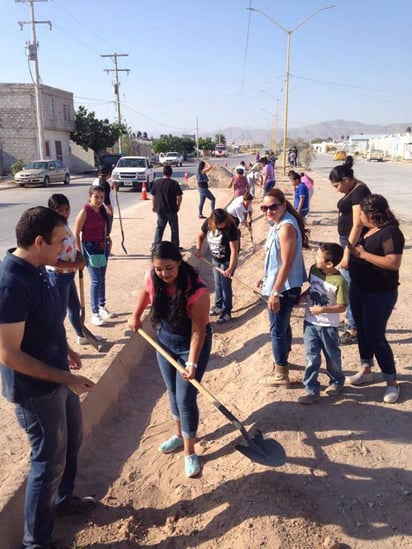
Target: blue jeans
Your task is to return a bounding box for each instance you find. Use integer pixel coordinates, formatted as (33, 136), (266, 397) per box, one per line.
(198, 188), (216, 216)
(339, 236), (356, 330)
(15, 385), (82, 548)
(350, 283), (398, 381)
(154, 212), (180, 247)
(264, 180), (276, 194)
(47, 271), (84, 337)
(268, 287), (301, 366)
(303, 322), (345, 395)
(156, 322), (212, 439)
(212, 258), (233, 316)
(83, 242), (109, 314)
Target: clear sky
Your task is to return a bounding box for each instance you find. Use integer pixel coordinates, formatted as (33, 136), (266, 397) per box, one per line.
(2, 0), (411, 137)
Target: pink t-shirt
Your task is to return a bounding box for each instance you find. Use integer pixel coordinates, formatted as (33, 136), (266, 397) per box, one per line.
(144, 270), (208, 318)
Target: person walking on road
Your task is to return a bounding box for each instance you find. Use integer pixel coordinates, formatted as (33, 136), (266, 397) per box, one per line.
(128, 242), (212, 478)
(151, 164), (183, 249)
(196, 160), (216, 219)
(0, 206), (95, 549)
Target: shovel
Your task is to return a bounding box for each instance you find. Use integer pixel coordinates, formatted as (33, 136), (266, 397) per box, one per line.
(199, 256), (267, 303)
(115, 189), (128, 255)
(77, 270), (101, 350)
(137, 328), (286, 467)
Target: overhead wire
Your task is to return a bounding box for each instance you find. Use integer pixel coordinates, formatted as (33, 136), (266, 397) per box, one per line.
(240, 0), (254, 96)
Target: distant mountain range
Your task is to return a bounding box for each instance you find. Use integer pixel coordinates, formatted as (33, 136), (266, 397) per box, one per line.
(210, 120), (412, 145)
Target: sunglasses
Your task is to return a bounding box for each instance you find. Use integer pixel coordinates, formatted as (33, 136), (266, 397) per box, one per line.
(260, 203), (282, 213)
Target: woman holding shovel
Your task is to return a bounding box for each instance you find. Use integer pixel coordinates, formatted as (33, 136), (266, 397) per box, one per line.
(128, 241), (212, 478)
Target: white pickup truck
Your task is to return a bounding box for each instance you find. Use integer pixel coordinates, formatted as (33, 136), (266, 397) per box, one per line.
(111, 156), (156, 191)
(159, 151), (184, 167)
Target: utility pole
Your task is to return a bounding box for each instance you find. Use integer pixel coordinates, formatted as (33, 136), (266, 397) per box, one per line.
(101, 52), (129, 154)
(196, 117), (200, 161)
(16, 0), (52, 160)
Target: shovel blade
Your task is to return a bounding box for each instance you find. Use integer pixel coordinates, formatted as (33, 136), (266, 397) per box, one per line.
(82, 324), (101, 351)
(235, 429), (286, 467)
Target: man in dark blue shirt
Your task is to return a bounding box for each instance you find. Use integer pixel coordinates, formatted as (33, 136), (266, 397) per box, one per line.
(0, 207), (95, 549)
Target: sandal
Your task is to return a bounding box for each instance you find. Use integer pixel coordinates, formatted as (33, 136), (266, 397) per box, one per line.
(339, 330), (358, 345)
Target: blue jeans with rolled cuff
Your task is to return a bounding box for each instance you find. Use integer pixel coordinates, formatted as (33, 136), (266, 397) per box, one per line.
(83, 241), (109, 314)
(303, 322), (345, 395)
(350, 283), (398, 381)
(155, 321), (212, 439)
(268, 287), (301, 366)
(15, 385), (82, 548)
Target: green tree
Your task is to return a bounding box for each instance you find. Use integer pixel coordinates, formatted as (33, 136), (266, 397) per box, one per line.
(198, 137), (214, 152)
(181, 137), (196, 157)
(152, 134), (184, 154)
(215, 133), (226, 145)
(70, 106), (125, 154)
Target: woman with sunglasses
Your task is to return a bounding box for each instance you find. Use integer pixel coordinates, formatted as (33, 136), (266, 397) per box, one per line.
(329, 157), (371, 345)
(258, 189), (309, 387)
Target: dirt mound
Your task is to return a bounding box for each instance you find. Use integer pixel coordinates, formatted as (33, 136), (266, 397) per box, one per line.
(188, 164), (233, 189)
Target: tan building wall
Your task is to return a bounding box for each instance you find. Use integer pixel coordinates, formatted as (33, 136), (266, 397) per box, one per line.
(0, 83), (74, 173)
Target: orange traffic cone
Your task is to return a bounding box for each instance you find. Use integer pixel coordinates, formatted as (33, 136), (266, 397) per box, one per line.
(184, 171), (189, 180)
(141, 181), (149, 200)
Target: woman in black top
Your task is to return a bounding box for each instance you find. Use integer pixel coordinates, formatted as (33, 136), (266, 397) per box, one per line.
(346, 195), (404, 403)
(196, 161), (216, 219)
(195, 209), (239, 324)
(329, 156), (371, 344)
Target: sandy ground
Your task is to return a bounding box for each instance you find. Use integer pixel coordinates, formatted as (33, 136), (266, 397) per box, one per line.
(1, 165), (411, 548)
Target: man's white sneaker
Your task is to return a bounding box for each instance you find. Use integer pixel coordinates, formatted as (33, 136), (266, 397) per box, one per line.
(91, 314), (106, 326)
(347, 371), (375, 386)
(99, 306), (114, 319)
(76, 336), (89, 345)
(383, 385), (400, 404)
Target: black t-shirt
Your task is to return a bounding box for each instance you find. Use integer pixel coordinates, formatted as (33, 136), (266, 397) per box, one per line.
(151, 177), (183, 214)
(201, 219), (239, 261)
(349, 224), (405, 292)
(337, 183), (371, 236)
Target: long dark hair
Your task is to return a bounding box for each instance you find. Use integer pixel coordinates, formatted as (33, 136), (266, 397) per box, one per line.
(329, 155), (354, 182)
(266, 188), (310, 248)
(150, 241), (201, 330)
(198, 161), (206, 174)
(207, 208), (235, 232)
(360, 194), (399, 228)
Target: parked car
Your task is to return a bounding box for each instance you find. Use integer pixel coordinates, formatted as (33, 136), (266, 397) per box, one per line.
(111, 156), (155, 191)
(333, 150), (347, 161)
(366, 150), (385, 162)
(159, 152), (184, 167)
(97, 153), (123, 174)
(14, 160), (70, 187)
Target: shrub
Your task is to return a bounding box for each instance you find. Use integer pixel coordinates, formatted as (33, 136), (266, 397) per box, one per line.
(11, 159), (25, 175)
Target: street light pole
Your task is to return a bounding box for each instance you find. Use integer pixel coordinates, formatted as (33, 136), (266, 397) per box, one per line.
(260, 90), (279, 156)
(248, 5), (335, 174)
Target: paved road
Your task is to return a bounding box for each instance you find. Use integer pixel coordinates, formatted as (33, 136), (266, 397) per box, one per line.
(311, 153), (412, 221)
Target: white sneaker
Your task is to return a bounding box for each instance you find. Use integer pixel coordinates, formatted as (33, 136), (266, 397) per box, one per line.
(99, 306), (114, 319)
(76, 336), (89, 345)
(383, 385), (400, 404)
(347, 370), (375, 386)
(91, 314), (106, 326)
